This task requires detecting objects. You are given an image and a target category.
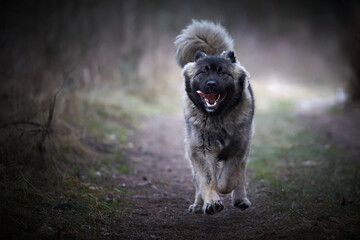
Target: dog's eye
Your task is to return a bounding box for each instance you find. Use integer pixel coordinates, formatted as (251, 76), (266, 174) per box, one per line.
(195, 68), (208, 76)
(218, 69), (226, 75)
(218, 67), (228, 75)
(196, 66), (210, 75)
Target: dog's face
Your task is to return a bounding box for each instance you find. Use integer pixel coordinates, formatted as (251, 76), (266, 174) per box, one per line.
(183, 50), (250, 115)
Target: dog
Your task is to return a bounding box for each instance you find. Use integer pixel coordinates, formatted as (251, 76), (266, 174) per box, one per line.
(174, 20), (255, 214)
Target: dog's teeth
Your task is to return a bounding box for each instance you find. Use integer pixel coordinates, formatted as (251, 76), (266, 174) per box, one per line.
(202, 94), (221, 108)
(206, 101), (217, 107)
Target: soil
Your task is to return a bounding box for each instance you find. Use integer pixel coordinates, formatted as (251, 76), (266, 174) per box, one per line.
(299, 105), (360, 160)
(113, 114), (278, 240)
(109, 107), (360, 240)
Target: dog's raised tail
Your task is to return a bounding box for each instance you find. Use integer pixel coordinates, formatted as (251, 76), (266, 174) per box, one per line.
(174, 20), (234, 67)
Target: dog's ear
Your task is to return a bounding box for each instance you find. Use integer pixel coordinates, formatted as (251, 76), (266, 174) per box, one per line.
(194, 50), (207, 62)
(220, 51), (236, 63)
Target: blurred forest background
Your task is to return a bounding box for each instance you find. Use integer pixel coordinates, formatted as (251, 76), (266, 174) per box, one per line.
(0, 0), (359, 239)
(1, 0), (359, 166)
(1, 0), (359, 112)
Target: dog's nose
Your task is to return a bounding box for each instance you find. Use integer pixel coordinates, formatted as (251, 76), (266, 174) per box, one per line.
(206, 80), (217, 88)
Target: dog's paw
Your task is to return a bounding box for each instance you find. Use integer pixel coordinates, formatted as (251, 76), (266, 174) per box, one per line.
(233, 198), (251, 210)
(203, 200), (224, 215)
(189, 204), (203, 213)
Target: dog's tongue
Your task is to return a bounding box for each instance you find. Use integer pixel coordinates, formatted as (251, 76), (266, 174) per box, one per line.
(197, 91), (218, 104)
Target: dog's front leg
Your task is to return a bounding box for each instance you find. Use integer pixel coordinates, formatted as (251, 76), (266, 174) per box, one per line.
(189, 151), (224, 214)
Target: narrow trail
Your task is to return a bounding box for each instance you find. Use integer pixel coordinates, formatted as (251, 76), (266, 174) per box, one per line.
(109, 102), (360, 240)
(113, 114), (281, 240)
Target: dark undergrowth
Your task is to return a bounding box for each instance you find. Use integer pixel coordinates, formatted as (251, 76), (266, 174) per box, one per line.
(0, 90), (150, 239)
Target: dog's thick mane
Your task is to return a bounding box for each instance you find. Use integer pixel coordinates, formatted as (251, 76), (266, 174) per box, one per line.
(174, 20), (234, 67)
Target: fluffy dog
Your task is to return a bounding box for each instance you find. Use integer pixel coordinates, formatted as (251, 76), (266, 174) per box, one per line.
(174, 20), (255, 214)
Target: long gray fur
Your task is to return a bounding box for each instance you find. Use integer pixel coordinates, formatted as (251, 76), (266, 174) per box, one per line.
(175, 20), (254, 215)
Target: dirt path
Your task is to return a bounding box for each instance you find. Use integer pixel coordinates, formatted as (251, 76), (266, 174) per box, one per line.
(112, 114), (283, 240)
(109, 102), (360, 239)
(299, 106), (360, 160)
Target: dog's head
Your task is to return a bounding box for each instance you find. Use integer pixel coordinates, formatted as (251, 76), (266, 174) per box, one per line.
(182, 50), (250, 115)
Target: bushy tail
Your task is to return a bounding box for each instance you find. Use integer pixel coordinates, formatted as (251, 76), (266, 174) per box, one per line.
(174, 20), (234, 67)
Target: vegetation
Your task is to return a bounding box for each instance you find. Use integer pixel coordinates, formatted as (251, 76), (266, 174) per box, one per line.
(0, 1), (359, 239)
(0, 89), (136, 239)
(248, 99), (359, 238)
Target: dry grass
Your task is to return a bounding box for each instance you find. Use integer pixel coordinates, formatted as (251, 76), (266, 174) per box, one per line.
(0, 85), (143, 239)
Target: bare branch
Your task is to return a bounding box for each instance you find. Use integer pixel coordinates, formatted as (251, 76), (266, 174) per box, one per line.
(0, 121), (42, 129)
(46, 94), (56, 129)
(1, 64), (78, 155)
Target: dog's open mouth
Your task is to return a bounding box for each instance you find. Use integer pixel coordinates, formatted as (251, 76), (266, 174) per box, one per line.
(197, 90), (226, 112)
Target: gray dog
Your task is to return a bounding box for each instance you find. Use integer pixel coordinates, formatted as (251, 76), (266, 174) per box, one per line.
(174, 20), (255, 214)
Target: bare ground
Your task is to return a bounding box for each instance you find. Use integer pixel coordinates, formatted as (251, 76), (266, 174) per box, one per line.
(113, 115), (278, 240)
(1, 103), (359, 239)
(109, 110), (360, 240)
(299, 105), (360, 160)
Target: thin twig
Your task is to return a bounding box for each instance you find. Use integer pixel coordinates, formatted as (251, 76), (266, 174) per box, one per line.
(2, 64), (78, 155)
(42, 61), (79, 107)
(0, 121), (42, 129)
(46, 94), (57, 129)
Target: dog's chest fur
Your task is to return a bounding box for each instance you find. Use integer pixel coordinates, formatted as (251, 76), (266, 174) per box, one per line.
(183, 91), (253, 159)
